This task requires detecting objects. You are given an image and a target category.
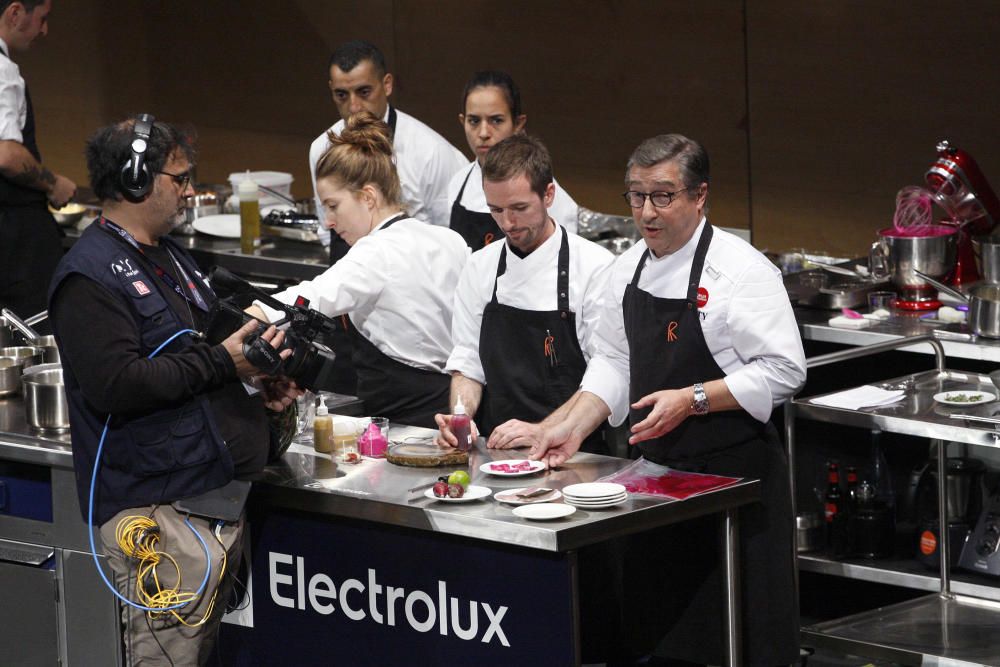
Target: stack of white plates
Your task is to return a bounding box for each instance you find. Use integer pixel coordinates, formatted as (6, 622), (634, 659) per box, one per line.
(561, 482), (628, 509)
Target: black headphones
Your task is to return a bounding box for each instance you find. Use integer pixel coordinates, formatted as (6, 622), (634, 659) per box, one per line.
(119, 113), (155, 202)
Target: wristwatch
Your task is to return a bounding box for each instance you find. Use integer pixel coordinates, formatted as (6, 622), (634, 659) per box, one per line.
(691, 383), (710, 416)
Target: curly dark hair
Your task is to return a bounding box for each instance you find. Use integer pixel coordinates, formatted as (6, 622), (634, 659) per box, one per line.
(85, 116), (196, 202)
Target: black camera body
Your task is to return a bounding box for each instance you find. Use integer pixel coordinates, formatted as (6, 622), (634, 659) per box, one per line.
(204, 268), (339, 391)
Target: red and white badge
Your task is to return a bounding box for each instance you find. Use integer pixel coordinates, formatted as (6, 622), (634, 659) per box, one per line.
(696, 286), (709, 308)
(132, 280), (151, 296)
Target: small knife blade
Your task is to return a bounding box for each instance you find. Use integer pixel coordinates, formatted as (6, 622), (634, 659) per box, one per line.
(407, 480), (437, 494)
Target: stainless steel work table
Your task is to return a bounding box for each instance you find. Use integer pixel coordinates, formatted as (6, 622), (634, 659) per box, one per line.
(0, 401), (760, 666)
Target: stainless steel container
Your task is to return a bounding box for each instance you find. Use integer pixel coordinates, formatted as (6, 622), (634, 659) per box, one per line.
(22, 363), (69, 431)
(0, 357), (20, 396)
(870, 226), (958, 291)
(0, 315), (12, 348)
(973, 235), (1000, 283)
(0, 346), (44, 369)
(796, 512), (824, 552)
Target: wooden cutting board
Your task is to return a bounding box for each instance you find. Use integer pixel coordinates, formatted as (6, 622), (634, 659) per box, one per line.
(385, 441), (469, 467)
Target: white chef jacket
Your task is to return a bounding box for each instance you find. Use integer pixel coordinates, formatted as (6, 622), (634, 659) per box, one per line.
(446, 222), (614, 385)
(581, 218), (806, 426)
(0, 37), (27, 143)
(309, 107), (468, 244)
(258, 215), (470, 372)
(446, 160), (580, 235)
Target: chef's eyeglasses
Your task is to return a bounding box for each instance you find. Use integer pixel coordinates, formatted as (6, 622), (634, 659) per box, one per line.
(158, 170), (192, 190)
(622, 188), (689, 209)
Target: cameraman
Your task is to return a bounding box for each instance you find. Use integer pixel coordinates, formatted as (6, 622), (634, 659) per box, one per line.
(48, 116), (298, 665)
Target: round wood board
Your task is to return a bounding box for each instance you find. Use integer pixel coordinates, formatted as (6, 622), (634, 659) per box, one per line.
(385, 442), (469, 467)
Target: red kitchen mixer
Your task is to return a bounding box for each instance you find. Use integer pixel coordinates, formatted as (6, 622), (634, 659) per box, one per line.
(925, 140), (1000, 287)
(885, 141), (1000, 310)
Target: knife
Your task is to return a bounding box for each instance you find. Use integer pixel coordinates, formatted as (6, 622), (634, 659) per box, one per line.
(407, 480), (438, 494)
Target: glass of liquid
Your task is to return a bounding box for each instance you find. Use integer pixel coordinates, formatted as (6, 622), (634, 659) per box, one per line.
(332, 418), (361, 461)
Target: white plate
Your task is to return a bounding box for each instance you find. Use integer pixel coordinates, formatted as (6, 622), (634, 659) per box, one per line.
(564, 494), (628, 507)
(424, 484), (491, 503)
(512, 503), (577, 521)
(562, 482), (627, 499)
(494, 487), (563, 505)
(933, 390), (996, 406)
(192, 214), (240, 238)
(564, 496), (628, 509)
(479, 459), (547, 477)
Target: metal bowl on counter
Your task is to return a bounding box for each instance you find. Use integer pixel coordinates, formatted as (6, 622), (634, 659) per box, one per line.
(22, 363), (69, 431)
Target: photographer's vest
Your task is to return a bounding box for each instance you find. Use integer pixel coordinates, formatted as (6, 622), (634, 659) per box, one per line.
(48, 221), (233, 525)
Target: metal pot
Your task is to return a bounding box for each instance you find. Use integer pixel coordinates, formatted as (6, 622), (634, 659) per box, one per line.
(30, 335), (59, 363)
(0, 314), (12, 348)
(870, 226), (958, 290)
(796, 512), (824, 553)
(22, 363), (69, 431)
(973, 235), (1000, 284)
(916, 271), (1000, 338)
(0, 357), (20, 396)
(0, 346), (44, 369)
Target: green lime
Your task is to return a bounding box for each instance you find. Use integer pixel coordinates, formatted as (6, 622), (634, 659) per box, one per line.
(448, 470), (471, 490)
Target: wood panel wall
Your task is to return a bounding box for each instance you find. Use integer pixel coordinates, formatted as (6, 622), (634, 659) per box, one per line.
(17, 1), (1000, 256)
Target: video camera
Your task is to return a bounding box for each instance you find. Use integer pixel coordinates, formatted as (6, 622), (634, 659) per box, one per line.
(204, 267), (339, 391)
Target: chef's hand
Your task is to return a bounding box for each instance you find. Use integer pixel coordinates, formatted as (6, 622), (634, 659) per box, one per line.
(260, 376), (303, 412)
(629, 388), (690, 445)
(529, 420), (582, 468)
(487, 419), (542, 450)
(48, 174), (76, 209)
(223, 320), (289, 378)
(433, 413), (480, 448)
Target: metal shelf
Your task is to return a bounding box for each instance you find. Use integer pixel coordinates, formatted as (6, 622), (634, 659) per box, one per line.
(798, 553), (1000, 602)
(802, 594), (1000, 666)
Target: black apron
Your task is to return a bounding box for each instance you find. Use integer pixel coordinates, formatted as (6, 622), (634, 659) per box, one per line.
(449, 164), (503, 251)
(349, 214), (450, 428)
(0, 47), (62, 328)
(621, 224), (798, 665)
(478, 226), (607, 454)
(321, 107), (402, 394)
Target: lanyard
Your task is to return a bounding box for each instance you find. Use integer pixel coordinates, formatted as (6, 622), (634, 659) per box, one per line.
(99, 217), (210, 312)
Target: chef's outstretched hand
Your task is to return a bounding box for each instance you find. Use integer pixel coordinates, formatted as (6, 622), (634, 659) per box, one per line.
(487, 419), (543, 450)
(629, 388), (690, 445)
(529, 420), (582, 467)
(433, 413), (480, 449)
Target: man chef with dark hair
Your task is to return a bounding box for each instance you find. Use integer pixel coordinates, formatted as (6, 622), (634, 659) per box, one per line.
(531, 133), (806, 665)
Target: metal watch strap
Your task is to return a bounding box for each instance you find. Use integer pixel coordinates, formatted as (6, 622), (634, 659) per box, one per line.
(691, 382), (709, 415)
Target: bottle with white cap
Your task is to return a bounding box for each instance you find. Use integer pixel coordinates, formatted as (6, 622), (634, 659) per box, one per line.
(238, 172), (260, 255)
(451, 397), (473, 452)
(313, 395), (333, 454)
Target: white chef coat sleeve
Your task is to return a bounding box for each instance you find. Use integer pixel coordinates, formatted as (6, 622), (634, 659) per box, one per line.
(308, 132), (332, 246)
(721, 261), (807, 422)
(445, 252), (490, 385)
(0, 58), (24, 143)
(258, 238), (389, 322)
(580, 267), (631, 427)
(550, 178), (579, 235)
(421, 145), (468, 227)
(577, 252), (614, 364)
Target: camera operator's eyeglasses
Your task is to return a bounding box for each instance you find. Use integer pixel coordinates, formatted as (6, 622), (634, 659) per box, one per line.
(159, 170), (192, 190)
(622, 188), (689, 209)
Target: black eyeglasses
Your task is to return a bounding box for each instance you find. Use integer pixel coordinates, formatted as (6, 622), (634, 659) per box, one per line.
(622, 188), (688, 209)
(158, 170), (192, 189)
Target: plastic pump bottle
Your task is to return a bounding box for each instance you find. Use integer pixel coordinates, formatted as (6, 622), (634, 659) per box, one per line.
(238, 173), (260, 255)
(313, 396), (333, 454)
(452, 398), (473, 452)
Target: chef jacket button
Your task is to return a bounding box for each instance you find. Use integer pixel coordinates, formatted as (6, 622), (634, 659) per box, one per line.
(560, 270), (567, 276)
(560, 292), (566, 298)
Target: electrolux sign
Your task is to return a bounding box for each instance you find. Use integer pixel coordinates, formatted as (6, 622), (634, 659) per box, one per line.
(237, 509), (576, 666)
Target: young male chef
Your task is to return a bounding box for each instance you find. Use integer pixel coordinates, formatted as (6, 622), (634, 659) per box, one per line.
(309, 39), (467, 257)
(435, 133), (613, 454)
(0, 0), (75, 323)
(529, 133), (806, 665)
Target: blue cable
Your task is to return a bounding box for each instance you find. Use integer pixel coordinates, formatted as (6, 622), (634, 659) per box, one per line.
(87, 328), (213, 612)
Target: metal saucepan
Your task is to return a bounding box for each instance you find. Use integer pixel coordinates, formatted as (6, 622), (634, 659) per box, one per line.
(0, 346), (45, 369)
(0, 357), (21, 396)
(870, 226), (958, 288)
(1, 308), (58, 361)
(915, 270), (1000, 338)
(973, 235), (1000, 284)
(22, 363), (69, 431)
